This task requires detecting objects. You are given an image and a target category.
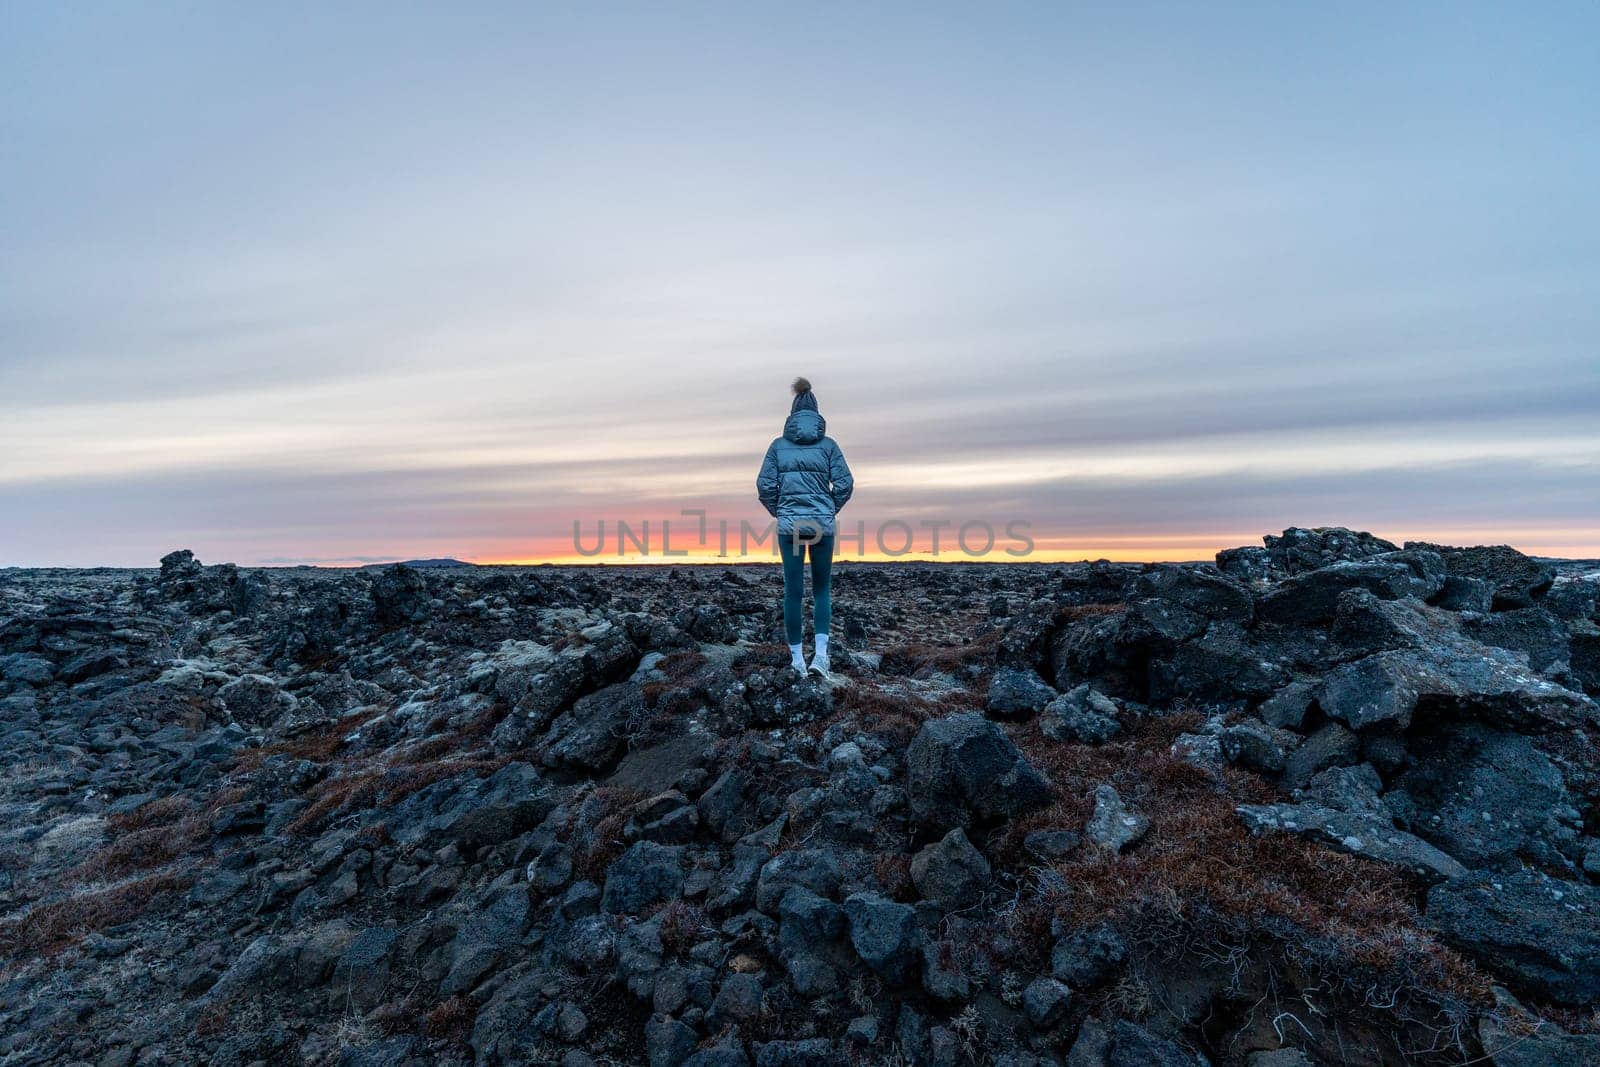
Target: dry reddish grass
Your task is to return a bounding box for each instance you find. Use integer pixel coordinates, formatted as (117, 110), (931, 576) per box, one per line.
(193, 1003), (229, 1038)
(811, 686), (926, 740)
(73, 816), (209, 880)
(285, 755), (510, 835)
(1054, 602), (1124, 623)
(106, 795), (195, 834)
(879, 631), (1002, 677)
(422, 995), (479, 1043)
(819, 682), (986, 747)
(370, 994), (426, 1035)
(0, 871), (190, 958)
(994, 714), (1493, 1004)
(656, 900), (708, 958)
(872, 852), (914, 902)
(659, 649), (708, 679)
(231, 709), (375, 770)
(75, 787), (258, 881)
(570, 786), (650, 885)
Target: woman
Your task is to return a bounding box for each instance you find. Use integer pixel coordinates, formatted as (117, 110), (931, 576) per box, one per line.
(756, 376), (854, 675)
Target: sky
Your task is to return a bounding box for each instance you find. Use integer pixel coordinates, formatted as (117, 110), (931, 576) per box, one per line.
(2, 2), (1598, 566)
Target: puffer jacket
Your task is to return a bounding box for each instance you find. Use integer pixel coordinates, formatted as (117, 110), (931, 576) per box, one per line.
(756, 409), (853, 535)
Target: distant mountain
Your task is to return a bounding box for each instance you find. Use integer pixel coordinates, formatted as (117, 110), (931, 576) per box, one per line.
(361, 558), (476, 569)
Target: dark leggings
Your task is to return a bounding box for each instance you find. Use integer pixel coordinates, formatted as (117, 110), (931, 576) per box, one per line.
(778, 529), (833, 645)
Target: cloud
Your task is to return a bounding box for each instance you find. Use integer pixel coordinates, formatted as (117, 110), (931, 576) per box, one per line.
(2, 5), (1597, 564)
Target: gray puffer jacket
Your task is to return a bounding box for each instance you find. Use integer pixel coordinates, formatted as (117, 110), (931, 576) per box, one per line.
(756, 409), (853, 535)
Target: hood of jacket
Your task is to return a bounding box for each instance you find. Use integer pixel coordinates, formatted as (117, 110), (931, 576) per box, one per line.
(783, 409), (826, 445)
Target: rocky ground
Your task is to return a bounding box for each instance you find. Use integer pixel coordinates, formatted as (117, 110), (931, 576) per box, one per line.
(1, 528), (1599, 1066)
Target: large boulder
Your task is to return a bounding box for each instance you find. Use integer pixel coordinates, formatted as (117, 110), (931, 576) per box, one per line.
(1263, 527), (1402, 574)
(1573, 624), (1600, 695)
(542, 682), (645, 772)
(1545, 579), (1599, 622)
(1215, 545), (1274, 583)
(370, 564), (430, 624)
(1051, 600), (1202, 692)
(1280, 722), (1358, 788)
(1475, 989), (1600, 1066)
(1256, 551), (1444, 627)
(1387, 725), (1581, 871)
(1130, 567), (1254, 622)
(1218, 720), (1299, 775)
(1317, 645), (1592, 732)
(1464, 607), (1572, 674)
(1148, 623), (1289, 703)
(329, 927), (398, 1011)
(1331, 589), (1459, 656)
(431, 761), (551, 853)
(440, 884), (531, 995)
(756, 849), (843, 915)
(159, 547), (205, 585)
(1096, 1019), (1210, 1067)
(747, 672), (834, 727)
(776, 886), (848, 994)
(1405, 542), (1556, 610)
(0, 652), (54, 685)
(1426, 870), (1600, 1006)
(906, 713), (1051, 830)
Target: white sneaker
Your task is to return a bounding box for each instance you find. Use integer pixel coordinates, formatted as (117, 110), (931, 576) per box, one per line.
(790, 653), (808, 674)
(808, 651), (831, 677)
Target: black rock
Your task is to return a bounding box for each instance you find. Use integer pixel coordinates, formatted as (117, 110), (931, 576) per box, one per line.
(1106, 1019), (1209, 1067)
(1388, 725), (1580, 871)
(1405, 541), (1556, 610)
(753, 1039), (838, 1067)
(756, 849), (842, 915)
(1022, 975), (1073, 1028)
(1426, 870), (1600, 1006)
(1219, 720), (1298, 775)
(1317, 644), (1592, 732)
(646, 1014), (699, 1067)
(1236, 801), (1468, 883)
(1131, 567), (1254, 622)
(602, 841), (686, 915)
(543, 682), (646, 772)
(1475, 989), (1600, 1067)
(1051, 924), (1127, 989)
(909, 827), (990, 910)
(369, 564), (430, 624)
(1148, 622), (1289, 703)
(986, 667), (1058, 720)
(1263, 527), (1401, 574)
(1464, 607), (1572, 674)
(1040, 685), (1122, 744)
(1256, 551), (1444, 627)
(906, 712), (1052, 830)
(843, 891), (922, 984)
(709, 971), (765, 1028)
